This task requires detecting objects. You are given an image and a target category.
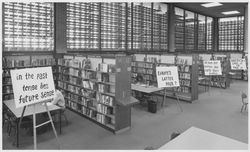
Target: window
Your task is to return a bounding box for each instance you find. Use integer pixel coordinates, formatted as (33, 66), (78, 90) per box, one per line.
(219, 16), (244, 51)
(198, 15), (206, 50)
(206, 17), (213, 50)
(185, 11), (195, 50)
(3, 2), (54, 51)
(153, 3), (168, 50)
(67, 3), (99, 50)
(175, 7), (213, 52)
(101, 3), (126, 50)
(175, 7), (184, 50)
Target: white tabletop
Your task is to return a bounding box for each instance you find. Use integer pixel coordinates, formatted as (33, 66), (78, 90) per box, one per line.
(131, 84), (163, 94)
(4, 100), (61, 118)
(159, 126), (248, 150)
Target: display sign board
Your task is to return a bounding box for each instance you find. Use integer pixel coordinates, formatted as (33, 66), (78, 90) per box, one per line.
(203, 60), (222, 76)
(10, 67), (55, 108)
(156, 66), (179, 88)
(230, 59), (247, 70)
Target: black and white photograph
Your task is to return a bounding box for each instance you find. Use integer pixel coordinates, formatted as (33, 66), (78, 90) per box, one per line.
(1, 0), (248, 150)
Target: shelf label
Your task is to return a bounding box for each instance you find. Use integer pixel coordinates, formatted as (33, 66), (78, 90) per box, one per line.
(156, 66), (179, 88)
(230, 59), (246, 70)
(203, 60), (222, 76)
(10, 67), (55, 108)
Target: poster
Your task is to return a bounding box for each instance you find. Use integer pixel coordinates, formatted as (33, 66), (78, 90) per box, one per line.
(156, 66), (179, 88)
(203, 60), (222, 75)
(230, 59), (247, 70)
(10, 67), (55, 108)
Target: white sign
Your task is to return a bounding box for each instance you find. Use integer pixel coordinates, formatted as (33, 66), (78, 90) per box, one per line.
(156, 66), (180, 88)
(10, 67), (55, 108)
(230, 59), (247, 70)
(203, 60), (222, 76)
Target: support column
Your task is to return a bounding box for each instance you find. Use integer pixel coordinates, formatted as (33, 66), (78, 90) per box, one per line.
(54, 3), (67, 54)
(168, 4), (175, 53)
(213, 17), (219, 52)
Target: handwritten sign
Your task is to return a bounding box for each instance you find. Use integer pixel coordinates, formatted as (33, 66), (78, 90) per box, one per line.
(203, 60), (222, 76)
(10, 67), (55, 108)
(156, 66), (179, 88)
(230, 59), (247, 70)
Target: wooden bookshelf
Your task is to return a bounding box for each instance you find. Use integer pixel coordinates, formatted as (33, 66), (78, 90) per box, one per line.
(243, 54), (248, 81)
(159, 54), (198, 102)
(2, 55), (56, 101)
(57, 56), (132, 133)
(210, 54), (230, 89)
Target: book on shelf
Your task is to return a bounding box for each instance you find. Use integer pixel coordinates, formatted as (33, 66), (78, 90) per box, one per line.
(81, 89), (96, 98)
(98, 84), (110, 93)
(96, 93), (114, 106)
(98, 63), (108, 72)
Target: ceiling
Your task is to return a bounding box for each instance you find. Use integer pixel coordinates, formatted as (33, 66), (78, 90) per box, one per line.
(173, 3), (247, 18)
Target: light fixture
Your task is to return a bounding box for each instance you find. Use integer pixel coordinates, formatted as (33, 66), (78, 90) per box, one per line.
(222, 10), (240, 15)
(201, 2), (223, 8)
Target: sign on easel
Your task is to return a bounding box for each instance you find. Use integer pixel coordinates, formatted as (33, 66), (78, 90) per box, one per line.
(10, 67), (55, 108)
(156, 66), (180, 88)
(203, 60), (222, 76)
(10, 67), (60, 149)
(230, 59), (247, 70)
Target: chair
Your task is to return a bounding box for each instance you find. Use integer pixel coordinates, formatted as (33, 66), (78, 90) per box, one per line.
(51, 108), (68, 125)
(5, 109), (32, 137)
(241, 92), (248, 112)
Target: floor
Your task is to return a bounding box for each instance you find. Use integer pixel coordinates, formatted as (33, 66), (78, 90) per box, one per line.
(2, 80), (248, 150)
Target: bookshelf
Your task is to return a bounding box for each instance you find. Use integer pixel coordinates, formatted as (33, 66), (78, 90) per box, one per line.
(243, 54), (248, 81)
(131, 54), (199, 103)
(2, 55), (56, 101)
(230, 53), (244, 80)
(210, 54), (230, 89)
(159, 54), (198, 102)
(198, 54), (212, 87)
(57, 55), (132, 133)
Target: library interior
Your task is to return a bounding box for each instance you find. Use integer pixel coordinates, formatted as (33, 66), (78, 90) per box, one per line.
(1, 2), (249, 150)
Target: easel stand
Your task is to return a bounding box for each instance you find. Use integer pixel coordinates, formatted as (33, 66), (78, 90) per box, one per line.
(162, 88), (183, 112)
(19, 100), (60, 149)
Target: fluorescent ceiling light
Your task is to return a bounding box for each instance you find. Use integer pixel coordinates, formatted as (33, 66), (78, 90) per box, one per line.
(201, 2), (223, 8)
(222, 11), (240, 15)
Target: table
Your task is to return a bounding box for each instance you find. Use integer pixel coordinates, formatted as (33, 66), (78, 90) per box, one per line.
(3, 100), (62, 147)
(132, 84), (165, 112)
(131, 84), (163, 94)
(159, 126), (248, 150)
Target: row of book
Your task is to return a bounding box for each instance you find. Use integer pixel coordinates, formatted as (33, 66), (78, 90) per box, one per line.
(3, 94), (14, 100)
(3, 86), (13, 94)
(65, 96), (115, 126)
(69, 68), (79, 77)
(136, 62), (154, 68)
(3, 77), (12, 85)
(179, 73), (191, 79)
(178, 65), (191, 72)
(60, 64), (116, 83)
(179, 80), (191, 87)
(132, 67), (154, 75)
(3, 58), (55, 68)
(31, 58), (55, 66)
(97, 104), (113, 115)
(98, 63), (116, 73)
(58, 58), (92, 70)
(2, 70), (11, 77)
(96, 93), (114, 106)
